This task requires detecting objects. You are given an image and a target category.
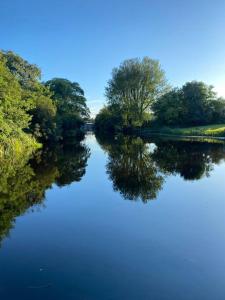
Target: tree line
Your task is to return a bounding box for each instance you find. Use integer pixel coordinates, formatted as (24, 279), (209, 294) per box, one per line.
(0, 50), (90, 158)
(95, 57), (225, 133)
(1, 50), (225, 155)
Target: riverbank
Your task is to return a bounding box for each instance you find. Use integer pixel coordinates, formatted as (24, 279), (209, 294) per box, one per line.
(0, 133), (41, 162)
(136, 124), (225, 139)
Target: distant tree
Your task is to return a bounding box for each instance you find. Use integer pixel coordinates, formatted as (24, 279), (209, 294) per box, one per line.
(106, 57), (168, 127)
(29, 89), (57, 142)
(211, 97), (225, 123)
(152, 89), (184, 126)
(153, 81), (224, 126)
(45, 78), (90, 140)
(181, 81), (216, 125)
(45, 78), (90, 119)
(95, 106), (123, 133)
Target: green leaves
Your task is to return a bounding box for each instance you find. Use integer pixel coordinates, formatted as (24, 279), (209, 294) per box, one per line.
(45, 78), (90, 119)
(105, 57), (168, 127)
(0, 51), (90, 145)
(152, 81), (225, 126)
(0, 53), (33, 149)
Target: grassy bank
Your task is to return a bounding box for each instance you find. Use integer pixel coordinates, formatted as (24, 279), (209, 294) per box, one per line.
(139, 124), (225, 138)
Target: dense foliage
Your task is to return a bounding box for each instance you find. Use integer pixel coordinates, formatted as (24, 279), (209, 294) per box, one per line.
(152, 81), (225, 126)
(103, 57), (168, 128)
(0, 52), (38, 157)
(94, 106), (123, 133)
(45, 78), (90, 141)
(2, 51), (59, 142)
(0, 50), (89, 157)
(96, 58), (225, 133)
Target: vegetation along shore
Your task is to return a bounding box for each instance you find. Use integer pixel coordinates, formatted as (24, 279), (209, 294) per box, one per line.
(95, 57), (225, 139)
(1, 50), (225, 162)
(0, 50), (89, 161)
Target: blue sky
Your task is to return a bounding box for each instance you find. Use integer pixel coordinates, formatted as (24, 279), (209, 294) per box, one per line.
(1, 0), (225, 115)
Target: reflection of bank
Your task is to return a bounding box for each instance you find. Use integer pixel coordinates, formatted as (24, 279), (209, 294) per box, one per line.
(0, 141), (90, 246)
(152, 138), (225, 180)
(96, 134), (225, 202)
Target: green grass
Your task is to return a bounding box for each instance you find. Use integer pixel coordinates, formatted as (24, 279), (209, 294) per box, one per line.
(141, 124), (225, 138)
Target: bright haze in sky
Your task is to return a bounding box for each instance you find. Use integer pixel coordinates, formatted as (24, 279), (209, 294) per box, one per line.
(1, 0), (225, 116)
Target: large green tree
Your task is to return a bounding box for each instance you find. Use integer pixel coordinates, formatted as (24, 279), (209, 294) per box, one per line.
(182, 81), (217, 125)
(0, 53), (37, 155)
(105, 57), (168, 126)
(2, 50), (41, 89)
(45, 78), (90, 118)
(45, 78), (90, 140)
(2, 51), (57, 142)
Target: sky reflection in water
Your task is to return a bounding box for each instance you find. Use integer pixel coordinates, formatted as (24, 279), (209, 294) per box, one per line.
(0, 134), (225, 300)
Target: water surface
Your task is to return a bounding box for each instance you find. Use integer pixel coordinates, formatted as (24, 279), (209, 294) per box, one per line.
(0, 134), (225, 300)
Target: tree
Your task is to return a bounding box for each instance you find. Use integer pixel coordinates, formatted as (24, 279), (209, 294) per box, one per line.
(105, 57), (168, 126)
(29, 91), (57, 142)
(152, 89), (184, 126)
(95, 106), (123, 133)
(0, 53), (37, 155)
(152, 81), (224, 126)
(45, 78), (90, 119)
(1, 51), (90, 145)
(182, 81), (217, 125)
(2, 50), (57, 142)
(211, 97), (225, 123)
(2, 50), (41, 90)
(45, 78), (90, 140)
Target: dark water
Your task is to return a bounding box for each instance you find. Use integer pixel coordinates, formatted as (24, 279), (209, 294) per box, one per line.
(1, 134), (225, 300)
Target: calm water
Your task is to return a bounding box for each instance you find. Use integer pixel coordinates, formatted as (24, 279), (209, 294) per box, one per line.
(1, 134), (225, 300)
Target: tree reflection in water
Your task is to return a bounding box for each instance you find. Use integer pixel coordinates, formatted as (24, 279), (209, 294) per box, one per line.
(1, 134), (225, 244)
(96, 134), (225, 202)
(152, 138), (225, 180)
(96, 135), (164, 202)
(0, 142), (90, 244)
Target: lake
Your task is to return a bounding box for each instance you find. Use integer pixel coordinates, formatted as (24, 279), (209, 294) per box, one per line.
(0, 134), (225, 300)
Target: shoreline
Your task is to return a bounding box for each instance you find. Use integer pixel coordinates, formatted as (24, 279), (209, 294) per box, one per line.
(137, 132), (225, 141)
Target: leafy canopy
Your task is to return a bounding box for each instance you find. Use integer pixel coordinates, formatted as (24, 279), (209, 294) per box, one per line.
(1, 51), (57, 142)
(45, 78), (90, 119)
(0, 52), (36, 152)
(105, 57), (168, 126)
(152, 81), (225, 126)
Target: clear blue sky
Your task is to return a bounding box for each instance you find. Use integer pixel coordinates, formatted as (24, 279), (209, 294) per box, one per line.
(1, 0), (225, 115)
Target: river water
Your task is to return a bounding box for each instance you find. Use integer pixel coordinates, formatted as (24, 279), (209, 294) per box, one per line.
(0, 134), (225, 299)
